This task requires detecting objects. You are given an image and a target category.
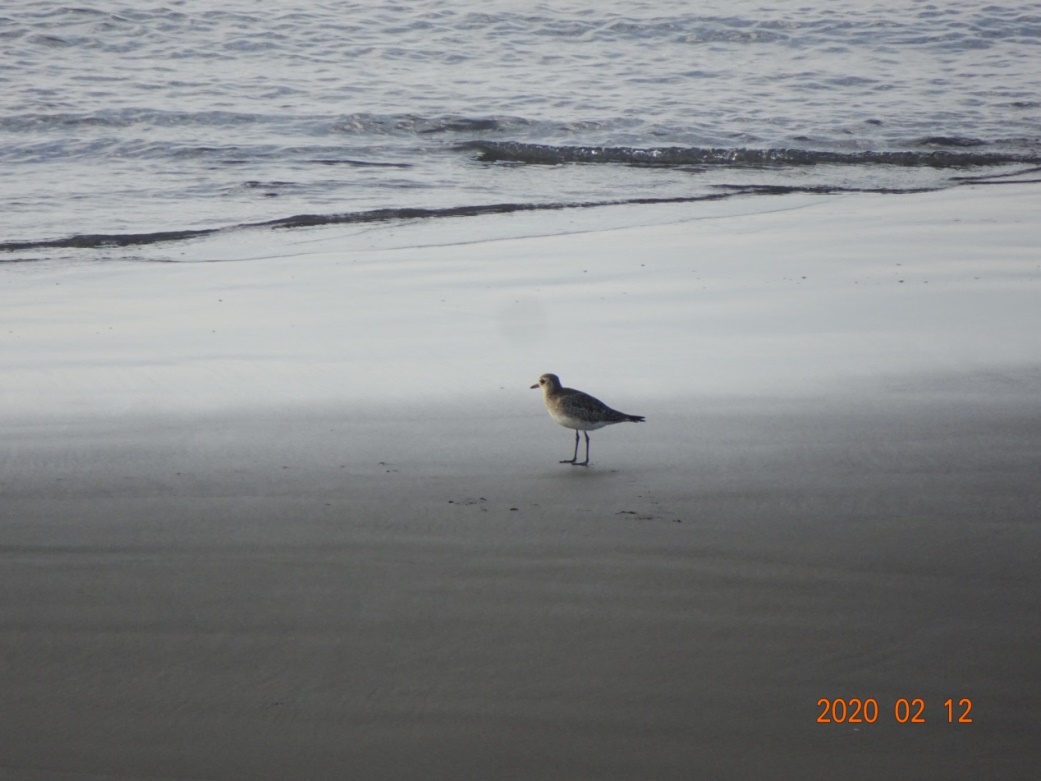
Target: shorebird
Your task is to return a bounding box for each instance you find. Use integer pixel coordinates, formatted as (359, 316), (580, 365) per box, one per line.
(531, 373), (645, 466)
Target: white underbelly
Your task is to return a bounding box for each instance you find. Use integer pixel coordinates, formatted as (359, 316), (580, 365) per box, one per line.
(550, 410), (612, 431)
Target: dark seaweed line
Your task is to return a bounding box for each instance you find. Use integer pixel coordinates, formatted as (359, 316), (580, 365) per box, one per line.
(0, 180), (1001, 256)
(2, 195), (729, 253)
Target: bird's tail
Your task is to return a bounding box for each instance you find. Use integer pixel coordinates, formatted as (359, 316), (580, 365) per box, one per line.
(627, 414), (646, 423)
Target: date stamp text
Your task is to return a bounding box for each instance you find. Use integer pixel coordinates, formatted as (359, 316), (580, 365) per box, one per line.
(817, 697), (973, 725)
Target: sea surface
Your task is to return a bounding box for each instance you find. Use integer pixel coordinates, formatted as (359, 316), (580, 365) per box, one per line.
(2, 0), (1040, 259)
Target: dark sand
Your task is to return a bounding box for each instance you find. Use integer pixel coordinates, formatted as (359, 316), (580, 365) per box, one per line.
(2, 372), (1039, 779)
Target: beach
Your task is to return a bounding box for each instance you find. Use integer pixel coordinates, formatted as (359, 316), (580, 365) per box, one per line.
(2, 184), (1040, 778)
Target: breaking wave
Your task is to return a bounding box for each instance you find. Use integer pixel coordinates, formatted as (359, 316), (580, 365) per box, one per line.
(463, 141), (1041, 169)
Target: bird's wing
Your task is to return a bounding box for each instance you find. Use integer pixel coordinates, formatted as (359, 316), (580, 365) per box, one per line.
(559, 390), (624, 423)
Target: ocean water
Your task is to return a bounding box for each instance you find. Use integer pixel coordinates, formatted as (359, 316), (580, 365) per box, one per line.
(2, 0), (1040, 257)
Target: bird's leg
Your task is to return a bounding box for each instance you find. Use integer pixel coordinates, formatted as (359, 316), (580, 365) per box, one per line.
(560, 430), (580, 464)
(576, 431), (591, 466)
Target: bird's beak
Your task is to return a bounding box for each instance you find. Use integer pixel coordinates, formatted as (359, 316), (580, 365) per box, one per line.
(530, 383), (539, 389)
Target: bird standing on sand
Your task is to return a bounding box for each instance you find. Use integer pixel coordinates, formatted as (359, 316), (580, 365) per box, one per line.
(531, 373), (645, 466)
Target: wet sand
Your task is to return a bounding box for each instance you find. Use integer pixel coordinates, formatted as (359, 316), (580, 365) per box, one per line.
(2, 184), (1040, 778)
(3, 380), (1039, 779)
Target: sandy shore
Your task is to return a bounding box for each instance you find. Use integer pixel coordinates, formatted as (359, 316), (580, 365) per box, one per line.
(2, 184), (1040, 778)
